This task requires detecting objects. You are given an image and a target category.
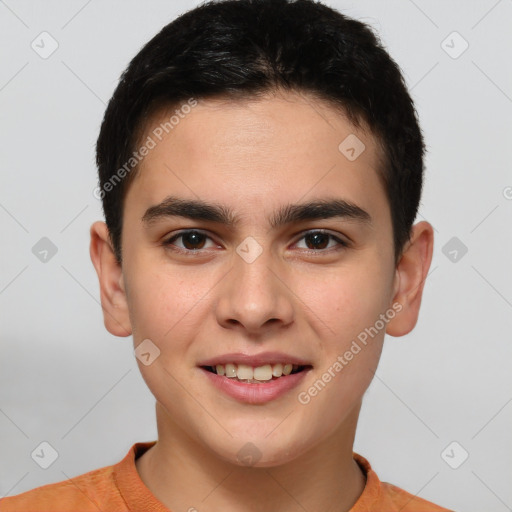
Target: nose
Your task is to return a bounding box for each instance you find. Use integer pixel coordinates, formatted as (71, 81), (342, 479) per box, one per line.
(215, 244), (294, 335)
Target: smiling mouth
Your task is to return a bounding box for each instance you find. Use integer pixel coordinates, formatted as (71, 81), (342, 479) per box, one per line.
(201, 363), (311, 383)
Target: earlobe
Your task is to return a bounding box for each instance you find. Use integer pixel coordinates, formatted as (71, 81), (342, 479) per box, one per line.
(386, 221), (434, 337)
(89, 221), (132, 337)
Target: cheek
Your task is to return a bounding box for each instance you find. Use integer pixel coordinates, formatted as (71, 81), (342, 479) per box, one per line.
(291, 259), (392, 344)
(293, 272), (388, 439)
(125, 265), (209, 343)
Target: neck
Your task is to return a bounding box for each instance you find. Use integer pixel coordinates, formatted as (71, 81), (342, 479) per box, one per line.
(136, 402), (366, 512)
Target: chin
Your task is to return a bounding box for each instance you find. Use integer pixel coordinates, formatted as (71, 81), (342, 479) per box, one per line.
(207, 433), (311, 468)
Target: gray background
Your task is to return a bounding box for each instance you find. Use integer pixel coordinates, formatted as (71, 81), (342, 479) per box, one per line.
(1, 1), (511, 511)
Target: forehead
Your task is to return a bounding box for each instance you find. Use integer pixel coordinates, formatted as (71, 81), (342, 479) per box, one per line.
(125, 91), (388, 225)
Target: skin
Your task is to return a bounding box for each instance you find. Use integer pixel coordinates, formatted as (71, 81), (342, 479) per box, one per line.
(90, 90), (434, 512)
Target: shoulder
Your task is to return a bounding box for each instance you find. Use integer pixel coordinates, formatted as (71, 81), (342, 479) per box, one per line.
(378, 481), (453, 511)
(352, 453), (453, 512)
(0, 464), (125, 512)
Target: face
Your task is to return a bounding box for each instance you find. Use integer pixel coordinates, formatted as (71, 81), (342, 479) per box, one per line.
(100, 91), (409, 466)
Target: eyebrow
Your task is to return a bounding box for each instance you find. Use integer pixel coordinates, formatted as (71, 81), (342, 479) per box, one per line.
(141, 195), (372, 229)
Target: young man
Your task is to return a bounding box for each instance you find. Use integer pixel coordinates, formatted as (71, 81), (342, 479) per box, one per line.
(1, 0), (451, 510)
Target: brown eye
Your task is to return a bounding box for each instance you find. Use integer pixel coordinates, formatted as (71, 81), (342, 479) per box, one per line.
(304, 232), (330, 250)
(295, 230), (348, 252)
(164, 230), (214, 251)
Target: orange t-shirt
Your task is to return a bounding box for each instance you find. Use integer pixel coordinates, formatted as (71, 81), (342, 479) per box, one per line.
(0, 441), (452, 512)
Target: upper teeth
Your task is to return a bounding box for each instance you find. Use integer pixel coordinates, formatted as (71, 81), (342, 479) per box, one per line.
(214, 363), (298, 381)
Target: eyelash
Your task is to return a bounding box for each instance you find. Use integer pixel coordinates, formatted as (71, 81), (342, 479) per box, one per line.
(163, 229), (349, 256)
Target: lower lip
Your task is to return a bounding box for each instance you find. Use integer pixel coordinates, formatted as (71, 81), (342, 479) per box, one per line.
(200, 367), (311, 404)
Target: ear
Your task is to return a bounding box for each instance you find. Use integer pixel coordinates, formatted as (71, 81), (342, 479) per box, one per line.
(89, 221), (132, 337)
(386, 221), (434, 337)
